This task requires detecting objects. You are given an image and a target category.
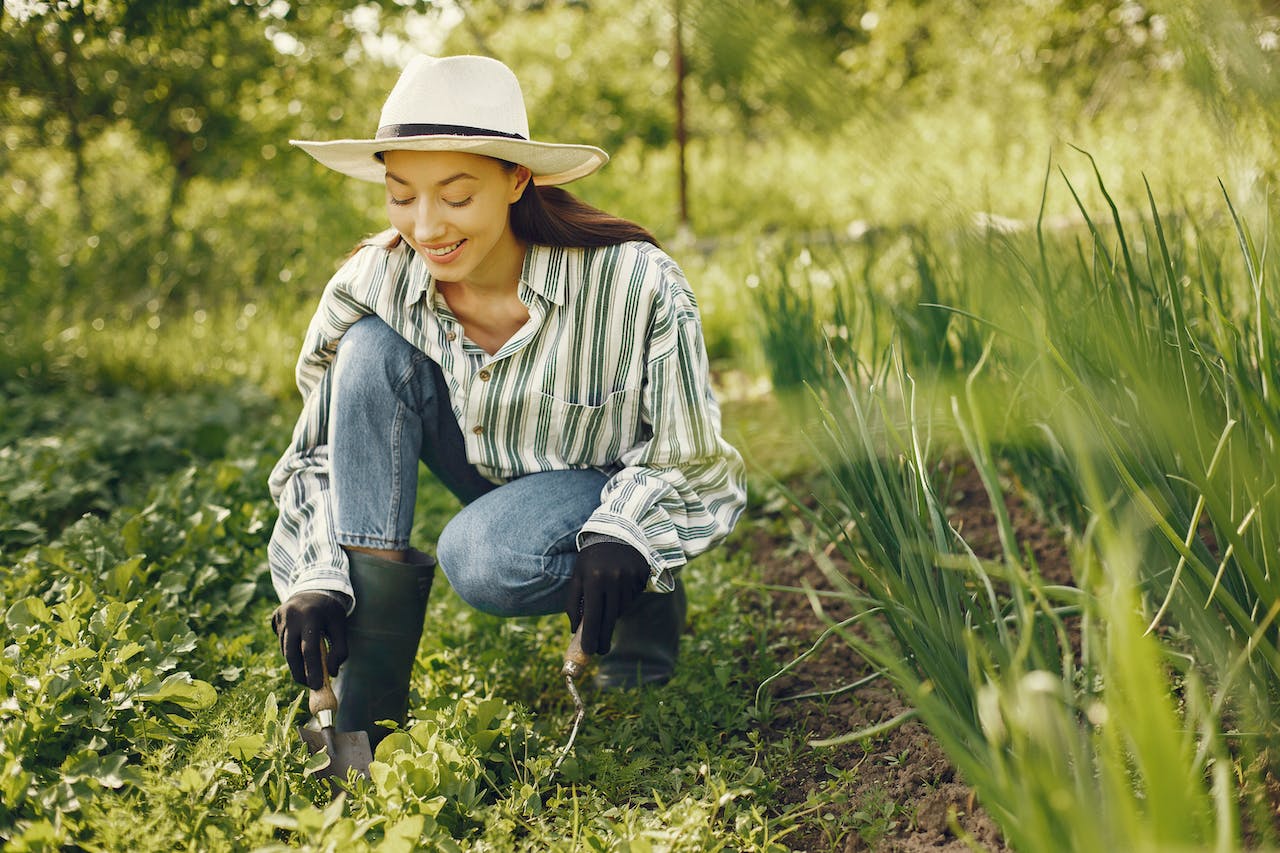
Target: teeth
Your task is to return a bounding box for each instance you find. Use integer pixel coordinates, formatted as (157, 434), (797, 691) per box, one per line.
(424, 240), (463, 256)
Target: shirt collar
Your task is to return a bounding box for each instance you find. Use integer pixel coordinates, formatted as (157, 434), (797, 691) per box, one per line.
(519, 244), (569, 306)
(403, 243), (569, 309)
(401, 246), (432, 307)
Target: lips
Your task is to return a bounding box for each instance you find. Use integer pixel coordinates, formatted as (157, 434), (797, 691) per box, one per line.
(422, 239), (465, 260)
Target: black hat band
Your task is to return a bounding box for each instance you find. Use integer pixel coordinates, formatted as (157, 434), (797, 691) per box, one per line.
(375, 123), (528, 141)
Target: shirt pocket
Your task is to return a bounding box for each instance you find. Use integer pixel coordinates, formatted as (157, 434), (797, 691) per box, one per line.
(538, 387), (643, 466)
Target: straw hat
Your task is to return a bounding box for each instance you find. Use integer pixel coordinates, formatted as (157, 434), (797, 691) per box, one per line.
(291, 55), (608, 186)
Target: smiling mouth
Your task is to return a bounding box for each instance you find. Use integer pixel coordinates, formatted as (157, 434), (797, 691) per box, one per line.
(423, 240), (464, 257)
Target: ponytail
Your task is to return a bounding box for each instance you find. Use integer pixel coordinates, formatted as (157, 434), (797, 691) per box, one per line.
(509, 181), (659, 249)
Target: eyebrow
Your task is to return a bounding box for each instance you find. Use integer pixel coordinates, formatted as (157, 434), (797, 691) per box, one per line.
(384, 171), (478, 187)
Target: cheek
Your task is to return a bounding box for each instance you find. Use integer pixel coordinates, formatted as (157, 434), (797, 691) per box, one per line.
(464, 199), (508, 238)
(457, 208), (489, 236)
(386, 203), (414, 233)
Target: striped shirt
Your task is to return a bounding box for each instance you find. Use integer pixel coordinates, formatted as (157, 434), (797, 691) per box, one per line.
(267, 238), (747, 604)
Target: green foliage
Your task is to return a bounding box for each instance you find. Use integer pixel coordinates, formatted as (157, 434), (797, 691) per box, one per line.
(0, 447), (279, 847)
(748, 229), (995, 393)
(445, 0), (855, 151)
(0, 347), (802, 849)
(1154, 0), (1280, 140)
(0, 382), (276, 548)
(6, 0), (1272, 333)
(767, 163), (1280, 849)
(750, 244), (853, 391)
(0, 0), (422, 311)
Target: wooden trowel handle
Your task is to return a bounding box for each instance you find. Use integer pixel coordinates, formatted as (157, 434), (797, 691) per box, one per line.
(309, 644), (338, 717)
(562, 626), (589, 679)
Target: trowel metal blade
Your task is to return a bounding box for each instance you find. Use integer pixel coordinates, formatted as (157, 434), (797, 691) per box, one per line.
(298, 725), (373, 781)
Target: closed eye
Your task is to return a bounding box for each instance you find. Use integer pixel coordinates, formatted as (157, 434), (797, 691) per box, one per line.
(445, 197), (473, 208)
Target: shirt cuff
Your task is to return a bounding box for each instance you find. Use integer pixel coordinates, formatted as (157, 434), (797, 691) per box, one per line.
(287, 574), (355, 615)
(577, 532), (631, 550)
(576, 523), (679, 594)
(312, 588), (354, 613)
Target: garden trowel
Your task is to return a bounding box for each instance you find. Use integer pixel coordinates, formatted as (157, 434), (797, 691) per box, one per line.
(297, 648), (372, 782)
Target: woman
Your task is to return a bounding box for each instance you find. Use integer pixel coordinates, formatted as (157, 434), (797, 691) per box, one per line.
(267, 54), (746, 744)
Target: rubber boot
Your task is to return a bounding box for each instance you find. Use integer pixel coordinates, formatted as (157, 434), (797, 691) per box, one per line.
(594, 579), (687, 690)
(333, 548), (434, 749)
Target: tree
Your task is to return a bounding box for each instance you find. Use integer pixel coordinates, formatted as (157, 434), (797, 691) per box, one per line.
(3, 1), (456, 231)
(441, 0), (858, 229)
(1, 0), (440, 299)
(1, 1), (119, 235)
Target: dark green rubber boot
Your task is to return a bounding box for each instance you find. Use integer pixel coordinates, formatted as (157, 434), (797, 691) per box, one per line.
(334, 548), (434, 749)
(594, 579), (687, 690)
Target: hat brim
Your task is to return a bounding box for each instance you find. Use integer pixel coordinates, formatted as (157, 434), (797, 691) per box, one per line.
(289, 135), (608, 186)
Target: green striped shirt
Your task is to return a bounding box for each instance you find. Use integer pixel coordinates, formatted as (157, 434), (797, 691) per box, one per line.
(268, 238), (746, 604)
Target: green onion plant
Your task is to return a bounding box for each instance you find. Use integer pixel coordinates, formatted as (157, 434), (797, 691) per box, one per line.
(759, 155), (1278, 850)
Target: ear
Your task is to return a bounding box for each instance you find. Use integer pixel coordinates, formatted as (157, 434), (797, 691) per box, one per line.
(508, 165), (533, 203)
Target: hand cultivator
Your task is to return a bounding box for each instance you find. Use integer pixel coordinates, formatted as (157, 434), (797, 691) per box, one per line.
(553, 626), (590, 771)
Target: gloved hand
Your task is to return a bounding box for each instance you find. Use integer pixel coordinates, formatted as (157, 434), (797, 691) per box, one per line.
(270, 592), (349, 690)
(564, 541), (650, 656)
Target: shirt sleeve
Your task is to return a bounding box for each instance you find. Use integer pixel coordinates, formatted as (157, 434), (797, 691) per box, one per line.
(576, 264), (747, 592)
(266, 251), (381, 610)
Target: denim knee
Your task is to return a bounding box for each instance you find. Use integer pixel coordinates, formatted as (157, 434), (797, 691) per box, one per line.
(436, 501), (579, 617)
(334, 316), (423, 404)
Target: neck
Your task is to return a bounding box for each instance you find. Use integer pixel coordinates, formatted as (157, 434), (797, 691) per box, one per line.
(461, 234), (527, 297)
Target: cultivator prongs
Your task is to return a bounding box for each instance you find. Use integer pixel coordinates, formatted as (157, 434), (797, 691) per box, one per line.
(553, 626), (590, 770)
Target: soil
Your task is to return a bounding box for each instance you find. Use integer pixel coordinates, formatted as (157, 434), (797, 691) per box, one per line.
(751, 462), (1075, 852)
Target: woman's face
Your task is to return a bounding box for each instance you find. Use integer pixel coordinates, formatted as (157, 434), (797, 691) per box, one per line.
(382, 149), (531, 287)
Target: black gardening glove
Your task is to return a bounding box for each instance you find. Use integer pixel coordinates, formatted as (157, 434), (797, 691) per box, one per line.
(270, 592), (349, 690)
(564, 541), (651, 656)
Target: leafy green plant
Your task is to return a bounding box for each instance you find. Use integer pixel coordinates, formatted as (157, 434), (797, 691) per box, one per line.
(0, 391), (284, 848)
(0, 370), (804, 851)
(750, 243), (849, 392)
(0, 383), (277, 549)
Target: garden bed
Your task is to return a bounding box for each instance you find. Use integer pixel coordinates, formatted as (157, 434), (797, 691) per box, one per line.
(756, 463), (1074, 851)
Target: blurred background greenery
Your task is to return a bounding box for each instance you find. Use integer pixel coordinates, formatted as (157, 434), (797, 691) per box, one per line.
(3, 0), (1277, 399)
(5, 4), (1280, 848)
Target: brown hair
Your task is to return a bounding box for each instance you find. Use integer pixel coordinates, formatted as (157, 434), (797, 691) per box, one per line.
(359, 157), (658, 255)
(508, 180), (658, 248)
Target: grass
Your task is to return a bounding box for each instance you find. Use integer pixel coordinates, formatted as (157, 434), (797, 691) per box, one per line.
(750, 156), (1280, 849)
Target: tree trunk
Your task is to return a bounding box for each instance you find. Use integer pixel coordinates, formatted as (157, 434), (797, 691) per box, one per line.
(60, 17), (91, 287)
(68, 121), (91, 238)
(674, 0), (689, 231)
(154, 139), (191, 303)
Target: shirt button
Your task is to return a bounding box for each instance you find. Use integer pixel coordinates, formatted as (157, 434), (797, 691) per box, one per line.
(446, 331), (457, 342)
(472, 425), (483, 435)
(478, 369), (491, 381)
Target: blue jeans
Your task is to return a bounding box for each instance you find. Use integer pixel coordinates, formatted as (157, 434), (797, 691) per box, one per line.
(329, 315), (609, 617)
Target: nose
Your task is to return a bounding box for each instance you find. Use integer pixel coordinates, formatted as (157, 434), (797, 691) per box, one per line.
(413, 199), (444, 246)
